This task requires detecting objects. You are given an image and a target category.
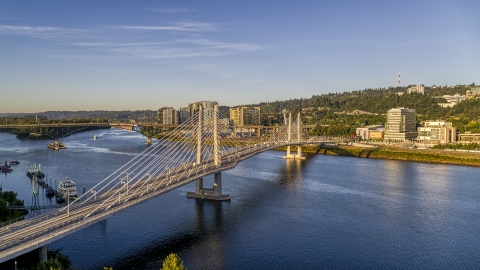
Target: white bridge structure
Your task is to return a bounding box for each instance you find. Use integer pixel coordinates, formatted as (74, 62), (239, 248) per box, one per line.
(0, 103), (323, 263)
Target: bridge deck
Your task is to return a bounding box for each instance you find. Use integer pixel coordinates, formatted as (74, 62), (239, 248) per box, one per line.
(0, 139), (324, 262)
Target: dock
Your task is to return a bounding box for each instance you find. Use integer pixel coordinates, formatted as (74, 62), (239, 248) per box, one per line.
(31, 176), (64, 202)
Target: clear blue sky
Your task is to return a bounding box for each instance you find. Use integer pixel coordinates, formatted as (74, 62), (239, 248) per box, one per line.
(1, 1), (479, 113)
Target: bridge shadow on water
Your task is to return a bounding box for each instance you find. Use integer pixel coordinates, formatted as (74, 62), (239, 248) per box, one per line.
(101, 152), (315, 270)
(101, 199), (223, 270)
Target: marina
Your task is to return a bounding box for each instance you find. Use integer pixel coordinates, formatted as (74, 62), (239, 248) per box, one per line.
(24, 162), (75, 204)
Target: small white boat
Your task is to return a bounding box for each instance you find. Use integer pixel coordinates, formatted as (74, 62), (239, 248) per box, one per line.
(58, 178), (78, 200)
(94, 135), (97, 140)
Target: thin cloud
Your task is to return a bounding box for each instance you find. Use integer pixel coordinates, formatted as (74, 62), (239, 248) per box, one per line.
(0, 24), (88, 41)
(102, 37), (265, 60)
(146, 7), (191, 13)
(0, 24), (264, 61)
(72, 41), (172, 47)
(177, 38), (267, 51)
(0, 25), (60, 32)
(120, 22), (217, 32)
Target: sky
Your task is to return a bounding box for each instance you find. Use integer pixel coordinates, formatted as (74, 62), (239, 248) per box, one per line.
(1, 1), (479, 113)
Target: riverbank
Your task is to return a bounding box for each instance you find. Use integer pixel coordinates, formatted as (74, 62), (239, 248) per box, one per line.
(280, 145), (480, 167)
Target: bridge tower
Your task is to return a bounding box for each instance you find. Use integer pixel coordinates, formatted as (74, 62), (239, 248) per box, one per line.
(30, 180), (42, 217)
(187, 103), (230, 200)
(282, 112), (306, 160)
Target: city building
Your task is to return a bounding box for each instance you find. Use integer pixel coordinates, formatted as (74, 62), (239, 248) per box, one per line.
(417, 121), (456, 143)
(178, 107), (190, 124)
(438, 93), (466, 107)
(162, 107), (177, 125)
(188, 101), (217, 118)
(229, 106), (261, 126)
(369, 130), (384, 140)
(187, 102), (201, 117)
(466, 87), (480, 99)
(157, 106), (170, 124)
(355, 125), (384, 140)
(407, 85), (425, 94)
(384, 108), (418, 142)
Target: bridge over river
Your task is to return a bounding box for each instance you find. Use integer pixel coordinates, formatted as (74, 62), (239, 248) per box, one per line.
(0, 104), (325, 263)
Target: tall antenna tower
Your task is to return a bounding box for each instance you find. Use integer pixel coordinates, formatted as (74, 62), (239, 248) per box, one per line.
(398, 71), (401, 87)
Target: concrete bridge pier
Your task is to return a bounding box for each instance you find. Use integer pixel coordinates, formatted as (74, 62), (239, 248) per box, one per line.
(187, 173), (230, 200)
(38, 245), (48, 262)
(282, 145), (306, 160)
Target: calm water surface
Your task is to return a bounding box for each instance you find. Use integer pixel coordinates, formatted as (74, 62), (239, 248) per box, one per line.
(1, 129), (480, 269)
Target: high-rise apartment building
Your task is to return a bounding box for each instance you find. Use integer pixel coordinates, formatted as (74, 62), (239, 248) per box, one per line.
(229, 106), (261, 126)
(162, 107), (177, 125)
(178, 107), (190, 124)
(188, 101), (217, 118)
(384, 108), (418, 141)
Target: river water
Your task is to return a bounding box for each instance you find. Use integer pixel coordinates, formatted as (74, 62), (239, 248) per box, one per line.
(1, 129), (480, 269)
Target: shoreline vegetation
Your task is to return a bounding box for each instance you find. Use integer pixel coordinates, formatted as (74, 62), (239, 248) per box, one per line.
(277, 144), (480, 167)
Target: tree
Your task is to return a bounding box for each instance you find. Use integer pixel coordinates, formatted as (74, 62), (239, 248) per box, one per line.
(35, 258), (63, 270)
(34, 249), (72, 270)
(161, 254), (187, 270)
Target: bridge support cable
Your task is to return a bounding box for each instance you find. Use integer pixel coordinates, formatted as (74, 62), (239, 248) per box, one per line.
(69, 104), (308, 218)
(83, 114), (206, 216)
(0, 110), (332, 262)
(187, 103), (230, 200)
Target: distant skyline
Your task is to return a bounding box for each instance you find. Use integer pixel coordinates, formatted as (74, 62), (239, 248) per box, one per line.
(1, 1), (479, 113)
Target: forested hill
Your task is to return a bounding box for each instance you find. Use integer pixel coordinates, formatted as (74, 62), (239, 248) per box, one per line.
(248, 85), (477, 126)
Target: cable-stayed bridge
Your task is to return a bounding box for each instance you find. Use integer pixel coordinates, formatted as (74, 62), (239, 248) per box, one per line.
(0, 103), (323, 263)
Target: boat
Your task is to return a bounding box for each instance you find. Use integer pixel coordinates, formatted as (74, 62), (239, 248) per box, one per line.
(9, 160), (20, 165)
(1, 167), (13, 173)
(26, 162), (45, 179)
(94, 135), (97, 140)
(58, 178), (78, 201)
(1, 161), (12, 172)
(47, 140), (67, 150)
(0, 160), (10, 168)
(46, 187), (55, 197)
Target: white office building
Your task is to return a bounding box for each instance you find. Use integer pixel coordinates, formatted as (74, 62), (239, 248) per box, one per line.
(384, 108), (418, 142)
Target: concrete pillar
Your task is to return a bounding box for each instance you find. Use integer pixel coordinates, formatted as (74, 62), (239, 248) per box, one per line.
(39, 245), (48, 262)
(214, 172), (222, 196)
(187, 173), (230, 201)
(214, 103), (221, 167)
(297, 112), (302, 158)
(196, 104), (203, 165)
(287, 113), (292, 143)
(195, 178), (204, 193)
(297, 112), (301, 144)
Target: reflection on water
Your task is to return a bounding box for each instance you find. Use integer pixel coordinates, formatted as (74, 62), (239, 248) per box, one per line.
(2, 131), (480, 269)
